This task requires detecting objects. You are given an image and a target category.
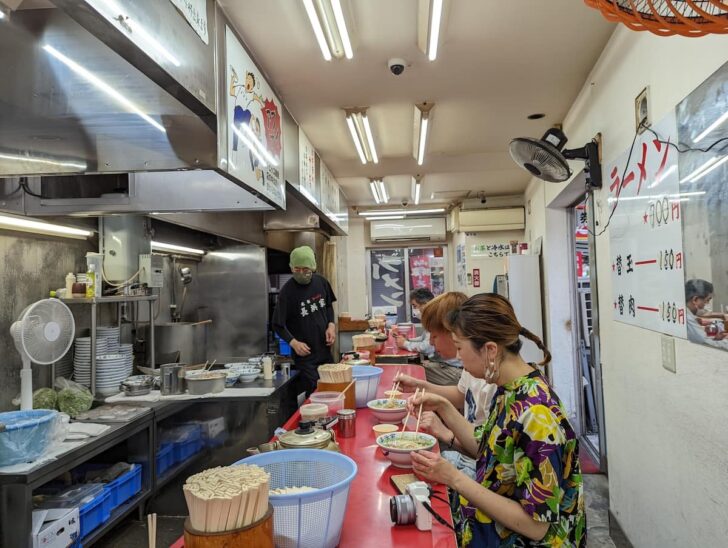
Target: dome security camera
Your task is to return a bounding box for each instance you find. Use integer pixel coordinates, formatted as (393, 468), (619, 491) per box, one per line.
(388, 58), (406, 76)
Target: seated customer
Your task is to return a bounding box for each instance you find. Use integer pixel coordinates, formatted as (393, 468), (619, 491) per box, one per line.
(685, 279), (728, 349)
(396, 287), (435, 357)
(394, 291), (496, 477)
(410, 293), (585, 547)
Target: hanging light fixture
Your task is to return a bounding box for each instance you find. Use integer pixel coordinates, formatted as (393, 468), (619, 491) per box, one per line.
(417, 0), (447, 60)
(345, 108), (378, 164)
(413, 103), (434, 165)
(302, 0), (354, 60)
(585, 0), (728, 37)
(369, 178), (389, 204)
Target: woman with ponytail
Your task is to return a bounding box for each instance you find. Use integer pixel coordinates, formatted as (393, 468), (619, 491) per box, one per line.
(409, 293), (585, 547)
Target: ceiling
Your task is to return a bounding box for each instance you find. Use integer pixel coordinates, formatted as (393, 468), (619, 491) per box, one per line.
(220, 1), (615, 208)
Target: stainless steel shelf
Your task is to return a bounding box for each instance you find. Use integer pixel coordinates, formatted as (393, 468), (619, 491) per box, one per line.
(61, 295), (158, 304)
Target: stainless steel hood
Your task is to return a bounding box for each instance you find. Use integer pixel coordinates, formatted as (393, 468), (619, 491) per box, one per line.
(0, 5), (278, 212)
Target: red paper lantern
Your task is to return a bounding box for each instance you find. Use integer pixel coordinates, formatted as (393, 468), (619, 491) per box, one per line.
(585, 0), (728, 37)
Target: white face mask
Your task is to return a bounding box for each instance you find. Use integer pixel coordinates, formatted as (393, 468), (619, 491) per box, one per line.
(701, 301), (713, 314)
(412, 308), (421, 319)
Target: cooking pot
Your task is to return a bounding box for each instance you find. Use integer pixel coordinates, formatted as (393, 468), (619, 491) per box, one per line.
(146, 320), (210, 365)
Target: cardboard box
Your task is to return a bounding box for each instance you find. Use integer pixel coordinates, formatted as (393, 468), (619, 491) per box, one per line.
(32, 508), (80, 548)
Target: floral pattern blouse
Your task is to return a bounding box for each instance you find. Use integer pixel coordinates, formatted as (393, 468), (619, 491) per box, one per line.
(458, 370), (586, 547)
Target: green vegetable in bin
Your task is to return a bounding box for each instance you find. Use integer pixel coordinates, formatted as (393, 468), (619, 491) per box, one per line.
(32, 388), (57, 410)
(55, 379), (94, 417)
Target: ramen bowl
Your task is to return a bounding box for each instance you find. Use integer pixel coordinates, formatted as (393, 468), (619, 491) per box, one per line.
(366, 399), (408, 424)
(376, 432), (437, 468)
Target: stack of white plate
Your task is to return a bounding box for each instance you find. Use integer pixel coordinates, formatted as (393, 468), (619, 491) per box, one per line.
(120, 343), (134, 376)
(97, 326), (121, 353)
(73, 337), (109, 387)
(54, 351), (74, 379)
(75, 354), (129, 396)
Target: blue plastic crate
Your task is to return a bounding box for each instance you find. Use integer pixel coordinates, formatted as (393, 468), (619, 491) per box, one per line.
(79, 488), (112, 539)
(173, 437), (203, 463)
(73, 463), (142, 511)
(156, 443), (174, 477)
(277, 336), (292, 356)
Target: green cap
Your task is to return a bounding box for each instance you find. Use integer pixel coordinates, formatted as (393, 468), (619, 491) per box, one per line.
(290, 246), (316, 270)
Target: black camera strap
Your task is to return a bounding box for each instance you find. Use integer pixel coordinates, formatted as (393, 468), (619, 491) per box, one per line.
(422, 500), (456, 532)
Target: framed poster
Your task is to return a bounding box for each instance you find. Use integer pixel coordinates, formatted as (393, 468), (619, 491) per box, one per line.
(225, 26), (284, 207)
(298, 128), (318, 205)
(370, 249), (406, 323)
(607, 112), (687, 338)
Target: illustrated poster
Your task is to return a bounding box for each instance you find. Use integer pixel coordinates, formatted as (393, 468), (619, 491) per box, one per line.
(225, 26), (284, 207)
(608, 112), (687, 338)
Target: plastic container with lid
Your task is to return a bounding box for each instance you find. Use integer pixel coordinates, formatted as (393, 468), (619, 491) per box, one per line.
(309, 391), (345, 416)
(300, 403), (328, 422)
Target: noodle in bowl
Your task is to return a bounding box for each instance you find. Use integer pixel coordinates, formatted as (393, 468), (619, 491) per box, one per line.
(376, 432), (437, 468)
(366, 399), (408, 424)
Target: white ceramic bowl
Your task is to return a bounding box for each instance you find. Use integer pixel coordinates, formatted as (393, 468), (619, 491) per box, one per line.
(376, 432), (437, 468)
(238, 369), (261, 383)
(366, 399), (408, 424)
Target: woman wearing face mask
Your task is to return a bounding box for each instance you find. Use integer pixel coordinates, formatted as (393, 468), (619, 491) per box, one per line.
(396, 288), (435, 357)
(685, 279), (728, 348)
(409, 293), (585, 547)
(272, 246), (336, 396)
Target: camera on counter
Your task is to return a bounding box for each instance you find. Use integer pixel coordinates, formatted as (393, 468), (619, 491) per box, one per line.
(389, 481), (432, 531)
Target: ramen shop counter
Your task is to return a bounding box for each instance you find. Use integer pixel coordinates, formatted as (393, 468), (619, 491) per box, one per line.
(282, 364), (456, 548)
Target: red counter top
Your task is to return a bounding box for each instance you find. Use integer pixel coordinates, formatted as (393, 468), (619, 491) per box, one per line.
(171, 364), (456, 548)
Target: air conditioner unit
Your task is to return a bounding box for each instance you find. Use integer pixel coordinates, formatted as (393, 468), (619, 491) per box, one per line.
(450, 207), (525, 233)
(370, 217), (446, 242)
(460, 195), (524, 211)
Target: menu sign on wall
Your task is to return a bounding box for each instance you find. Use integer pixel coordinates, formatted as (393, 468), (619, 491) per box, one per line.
(608, 112), (687, 338)
(169, 0), (209, 44)
(298, 128), (318, 204)
(225, 26), (285, 207)
(320, 160), (340, 216)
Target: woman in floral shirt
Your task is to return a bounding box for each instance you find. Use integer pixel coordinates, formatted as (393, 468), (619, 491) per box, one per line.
(410, 293), (585, 547)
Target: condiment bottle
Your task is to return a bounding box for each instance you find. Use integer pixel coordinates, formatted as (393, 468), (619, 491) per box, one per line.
(262, 356), (273, 380)
(85, 264), (96, 298)
(65, 273), (75, 297)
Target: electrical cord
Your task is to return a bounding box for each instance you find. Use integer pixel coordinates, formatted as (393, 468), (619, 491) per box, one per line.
(587, 121), (728, 237)
(18, 177), (50, 199)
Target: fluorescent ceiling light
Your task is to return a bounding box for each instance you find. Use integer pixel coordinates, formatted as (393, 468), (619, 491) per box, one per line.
(302, 0), (353, 60)
(689, 155), (728, 182)
(694, 110), (728, 143)
(369, 180), (382, 204)
(43, 44), (166, 133)
(0, 11), (5, 19)
(413, 103), (434, 165)
(418, 0), (446, 61)
(411, 175), (422, 205)
(0, 214), (92, 239)
(366, 215), (405, 221)
(87, 0), (180, 66)
(359, 208), (445, 216)
(428, 0), (443, 60)
(0, 152), (86, 171)
(345, 109), (378, 164)
(151, 241), (205, 255)
(415, 182), (421, 205)
(378, 180), (389, 203)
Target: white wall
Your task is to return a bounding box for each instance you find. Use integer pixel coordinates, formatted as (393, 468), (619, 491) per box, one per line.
(529, 27), (728, 547)
(453, 230), (526, 296)
(343, 215), (368, 318)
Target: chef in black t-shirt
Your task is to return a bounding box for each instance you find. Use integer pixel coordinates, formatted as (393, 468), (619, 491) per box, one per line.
(272, 246), (336, 397)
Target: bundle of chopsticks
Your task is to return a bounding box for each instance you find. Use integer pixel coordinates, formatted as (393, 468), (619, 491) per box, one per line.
(401, 387), (426, 437)
(183, 464), (270, 533)
(318, 363), (353, 383)
(352, 333), (375, 348)
(147, 513), (157, 548)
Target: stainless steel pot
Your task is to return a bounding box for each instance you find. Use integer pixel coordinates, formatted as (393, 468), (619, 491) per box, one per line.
(160, 364), (186, 395)
(146, 320), (210, 366)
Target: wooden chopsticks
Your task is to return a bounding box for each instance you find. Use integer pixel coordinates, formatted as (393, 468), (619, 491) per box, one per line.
(147, 513), (157, 548)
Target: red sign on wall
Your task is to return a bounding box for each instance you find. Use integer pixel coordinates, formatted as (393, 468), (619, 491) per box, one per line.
(473, 268), (480, 288)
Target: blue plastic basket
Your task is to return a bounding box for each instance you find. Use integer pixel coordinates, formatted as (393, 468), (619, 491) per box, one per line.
(156, 443), (174, 477)
(237, 449), (357, 548)
(72, 463), (143, 510)
(79, 488), (112, 539)
(351, 366), (383, 408)
(173, 437), (202, 464)
(0, 410), (57, 466)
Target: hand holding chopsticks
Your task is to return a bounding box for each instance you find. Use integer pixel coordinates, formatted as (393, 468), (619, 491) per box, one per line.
(414, 388), (426, 434)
